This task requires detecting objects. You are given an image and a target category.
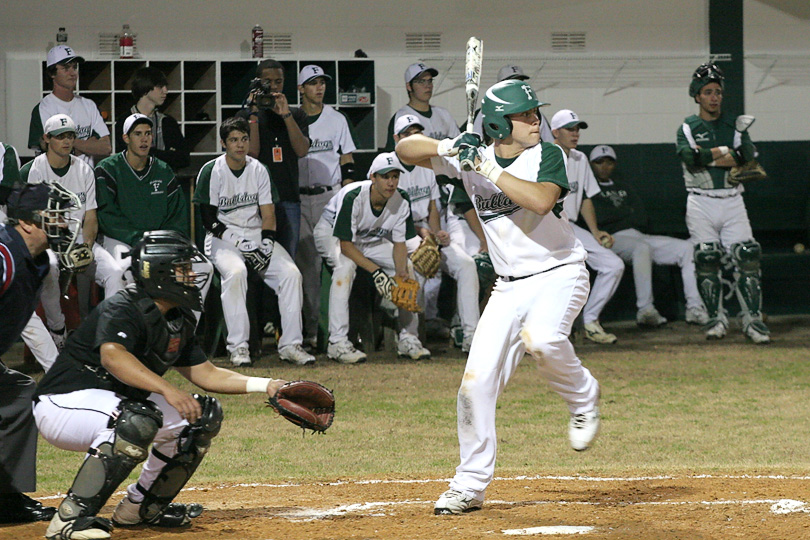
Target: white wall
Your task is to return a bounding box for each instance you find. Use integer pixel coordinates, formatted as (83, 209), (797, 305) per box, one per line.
(1, 0), (808, 151)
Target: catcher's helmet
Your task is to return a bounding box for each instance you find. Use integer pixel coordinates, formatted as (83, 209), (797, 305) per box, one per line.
(6, 182), (82, 267)
(480, 79), (547, 140)
(689, 62), (725, 97)
(130, 230), (210, 311)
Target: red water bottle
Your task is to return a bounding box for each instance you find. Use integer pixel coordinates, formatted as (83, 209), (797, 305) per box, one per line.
(119, 24), (134, 58)
(252, 25), (264, 58)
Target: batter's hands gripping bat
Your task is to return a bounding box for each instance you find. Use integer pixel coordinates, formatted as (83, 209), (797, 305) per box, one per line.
(461, 36), (483, 172)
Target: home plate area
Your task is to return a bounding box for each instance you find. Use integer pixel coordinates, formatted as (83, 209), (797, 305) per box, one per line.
(16, 474), (810, 539)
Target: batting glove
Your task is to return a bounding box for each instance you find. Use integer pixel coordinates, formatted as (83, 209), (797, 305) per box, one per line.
(372, 268), (394, 301)
(259, 238), (274, 258)
(437, 132), (482, 157)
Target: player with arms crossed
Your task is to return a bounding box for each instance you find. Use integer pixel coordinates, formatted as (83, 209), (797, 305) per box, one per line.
(397, 79), (601, 515)
(34, 230), (290, 539)
(676, 63), (770, 343)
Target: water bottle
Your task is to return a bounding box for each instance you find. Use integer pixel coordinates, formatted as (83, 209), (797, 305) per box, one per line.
(252, 25), (264, 58)
(56, 27), (68, 44)
(119, 24), (134, 58)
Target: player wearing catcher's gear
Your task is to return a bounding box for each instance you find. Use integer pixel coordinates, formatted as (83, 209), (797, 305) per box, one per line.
(328, 152), (431, 361)
(676, 63), (770, 343)
(295, 65), (358, 349)
(95, 114), (190, 279)
(0, 183), (82, 524)
(552, 109), (624, 344)
(384, 63), (461, 151)
(28, 46), (111, 167)
(470, 65), (554, 144)
(194, 117), (314, 367)
(33, 230), (291, 540)
(588, 145), (709, 326)
(22, 114), (127, 350)
(397, 79), (600, 515)
(394, 115), (480, 352)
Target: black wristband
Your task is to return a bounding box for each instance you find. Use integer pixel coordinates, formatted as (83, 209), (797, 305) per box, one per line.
(210, 221), (227, 239)
(340, 161), (356, 181)
(261, 229), (276, 241)
(280, 112), (292, 119)
(249, 111), (259, 117)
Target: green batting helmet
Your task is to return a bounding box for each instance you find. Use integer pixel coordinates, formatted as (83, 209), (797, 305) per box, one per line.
(480, 79), (545, 140)
(689, 62), (725, 98)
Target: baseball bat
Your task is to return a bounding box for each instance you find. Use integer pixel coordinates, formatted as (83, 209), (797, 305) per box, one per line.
(461, 36), (483, 171)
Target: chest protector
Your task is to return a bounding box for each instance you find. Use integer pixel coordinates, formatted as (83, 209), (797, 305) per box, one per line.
(135, 297), (196, 374)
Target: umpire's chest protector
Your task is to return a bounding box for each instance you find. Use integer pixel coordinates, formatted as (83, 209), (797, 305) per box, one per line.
(134, 296), (196, 373)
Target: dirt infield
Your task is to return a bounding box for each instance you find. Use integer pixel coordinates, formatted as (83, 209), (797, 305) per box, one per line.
(9, 474), (810, 539)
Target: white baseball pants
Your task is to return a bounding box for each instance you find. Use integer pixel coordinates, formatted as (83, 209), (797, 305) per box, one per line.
(206, 234), (303, 352)
(685, 193), (753, 247)
(34, 389), (191, 506)
(449, 263), (599, 498)
(611, 228), (703, 311)
(571, 223), (625, 324)
(20, 313), (58, 372)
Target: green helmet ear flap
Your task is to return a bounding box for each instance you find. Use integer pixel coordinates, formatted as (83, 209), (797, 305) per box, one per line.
(480, 79), (543, 140)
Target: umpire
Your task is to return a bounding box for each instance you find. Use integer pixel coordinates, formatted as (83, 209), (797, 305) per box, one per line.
(0, 183), (73, 523)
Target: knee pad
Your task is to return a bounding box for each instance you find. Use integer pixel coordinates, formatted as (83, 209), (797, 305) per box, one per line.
(693, 242), (725, 318)
(137, 395), (223, 524)
(693, 242), (724, 275)
(730, 240), (761, 274)
(58, 400), (162, 520)
(730, 240), (763, 315)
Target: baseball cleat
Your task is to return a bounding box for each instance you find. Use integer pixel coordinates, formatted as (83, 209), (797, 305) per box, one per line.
(327, 340), (367, 364)
(229, 346), (251, 367)
(685, 305), (710, 325)
(636, 306), (667, 327)
(742, 318), (771, 344)
(279, 344), (316, 365)
(45, 514), (112, 539)
(583, 321), (617, 344)
(397, 334), (431, 360)
(704, 319), (727, 340)
(113, 496), (203, 528)
(434, 489), (484, 515)
(49, 326), (68, 352)
(569, 406), (600, 451)
(460, 334), (474, 353)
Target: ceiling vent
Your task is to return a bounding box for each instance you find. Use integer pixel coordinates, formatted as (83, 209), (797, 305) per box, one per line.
(264, 33), (293, 54)
(406, 32), (442, 52)
(551, 32), (586, 52)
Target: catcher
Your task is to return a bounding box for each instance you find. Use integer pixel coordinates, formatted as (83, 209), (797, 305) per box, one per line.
(328, 151), (431, 361)
(33, 230), (334, 540)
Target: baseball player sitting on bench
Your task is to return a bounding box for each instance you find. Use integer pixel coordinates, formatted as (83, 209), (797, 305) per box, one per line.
(21, 114), (127, 349)
(588, 144), (710, 326)
(193, 117), (314, 367)
(397, 79), (601, 515)
(394, 114), (480, 352)
(552, 109), (625, 344)
(328, 151), (431, 361)
(34, 230), (290, 540)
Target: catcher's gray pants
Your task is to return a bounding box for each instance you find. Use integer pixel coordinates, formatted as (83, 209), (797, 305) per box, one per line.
(0, 364), (38, 493)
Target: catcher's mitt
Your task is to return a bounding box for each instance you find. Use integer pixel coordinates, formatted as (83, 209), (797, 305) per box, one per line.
(267, 380), (335, 433)
(728, 159), (767, 186)
(410, 234), (441, 278)
(391, 276), (422, 312)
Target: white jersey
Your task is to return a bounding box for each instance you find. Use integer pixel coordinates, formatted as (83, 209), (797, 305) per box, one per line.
(21, 154), (96, 243)
(298, 105), (356, 188)
(431, 142), (585, 277)
(333, 183), (416, 247)
(398, 164), (439, 224)
(319, 180), (369, 228)
(194, 155), (276, 237)
(393, 105), (459, 143)
(561, 148), (601, 221)
(30, 93), (110, 167)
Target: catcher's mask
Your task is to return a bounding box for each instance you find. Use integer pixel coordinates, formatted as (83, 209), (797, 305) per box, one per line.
(6, 182), (82, 267)
(130, 230), (210, 311)
(689, 62), (725, 98)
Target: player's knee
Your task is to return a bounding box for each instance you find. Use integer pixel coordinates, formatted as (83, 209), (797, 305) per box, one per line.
(115, 400), (163, 459)
(694, 242), (724, 275)
(632, 242), (651, 263)
(730, 240), (761, 274)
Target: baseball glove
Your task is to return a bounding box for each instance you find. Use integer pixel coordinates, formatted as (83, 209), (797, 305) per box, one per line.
(62, 242), (94, 272)
(410, 234), (441, 278)
(728, 159), (767, 186)
(472, 251), (497, 290)
(267, 380), (335, 433)
(391, 276), (422, 312)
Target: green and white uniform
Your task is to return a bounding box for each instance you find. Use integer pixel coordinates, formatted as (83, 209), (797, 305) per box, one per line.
(28, 94), (110, 167)
(385, 105), (459, 151)
(193, 154), (304, 353)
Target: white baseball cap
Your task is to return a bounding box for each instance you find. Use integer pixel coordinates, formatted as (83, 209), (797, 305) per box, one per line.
(551, 109), (589, 131)
(298, 64), (332, 86)
(394, 114), (424, 135)
(122, 113), (153, 135)
(46, 45), (85, 68)
(368, 152), (406, 177)
(404, 62), (438, 84)
(497, 64), (530, 82)
(44, 114), (77, 136)
(589, 145), (617, 162)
